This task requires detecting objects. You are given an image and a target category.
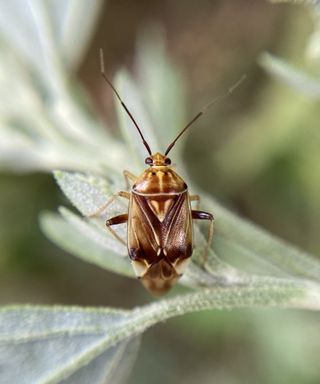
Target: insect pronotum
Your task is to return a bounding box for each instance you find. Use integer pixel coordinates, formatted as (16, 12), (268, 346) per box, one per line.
(98, 49), (245, 295)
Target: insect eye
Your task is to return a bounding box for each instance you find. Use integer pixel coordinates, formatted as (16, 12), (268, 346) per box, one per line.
(145, 157), (153, 165)
(164, 158), (171, 165)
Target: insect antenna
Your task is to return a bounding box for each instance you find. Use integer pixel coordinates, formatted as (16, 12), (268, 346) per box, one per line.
(164, 74), (247, 156)
(99, 49), (152, 156)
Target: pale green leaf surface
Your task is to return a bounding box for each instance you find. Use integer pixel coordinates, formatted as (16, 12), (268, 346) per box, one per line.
(61, 337), (140, 384)
(0, 0), (127, 173)
(1, 334), (110, 384)
(53, 171), (128, 225)
(0, 0), (103, 79)
(0, 1), (46, 77)
(53, 170), (121, 217)
(40, 209), (132, 278)
(0, 306), (141, 384)
(97, 337), (141, 384)
(205, 196), (320, 282)
(0, 306), (128, 341)
(48, 0), (104, 68)
(58, 207), (127, 257)
(1, 281), (319, 381)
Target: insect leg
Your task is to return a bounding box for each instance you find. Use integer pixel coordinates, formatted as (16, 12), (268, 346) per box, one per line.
(192, 210), (214, 266)
(88, 191), (130, 218)
(123, 170), (138, 190)
(190, 194), (200, 210)
(106, 214), (128, 246)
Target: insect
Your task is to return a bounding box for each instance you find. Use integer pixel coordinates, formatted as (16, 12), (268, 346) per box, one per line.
(99, 49), (244, 295)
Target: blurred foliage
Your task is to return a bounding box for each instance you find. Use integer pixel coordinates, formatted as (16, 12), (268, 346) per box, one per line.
(0, 1), (320, 384)
(204, 0), (320, 257)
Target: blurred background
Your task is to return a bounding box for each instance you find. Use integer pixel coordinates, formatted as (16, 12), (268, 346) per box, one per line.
(0, 1), (320, 383)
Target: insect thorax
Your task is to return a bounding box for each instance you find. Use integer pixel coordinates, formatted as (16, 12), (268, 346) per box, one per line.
(133, 167), (187, 194)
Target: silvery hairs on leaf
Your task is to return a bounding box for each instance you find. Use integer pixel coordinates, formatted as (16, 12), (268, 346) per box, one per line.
(1, 282), (320, 381)
(0, 0), (129, 174)
(0, 306), (140, 384)
(0, 0), (104, 80)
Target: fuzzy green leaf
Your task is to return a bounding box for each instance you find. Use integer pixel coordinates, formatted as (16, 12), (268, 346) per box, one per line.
(48, 0), (105, 68)
(40, 209), (132, 277)
(0, 0), (127, 174)
(53, 170), (123, 217)
(1, 280), (319, 380)
(0, 306), (139, 384)
(0, 0), (104, 79)
(204, 195), (320, 282)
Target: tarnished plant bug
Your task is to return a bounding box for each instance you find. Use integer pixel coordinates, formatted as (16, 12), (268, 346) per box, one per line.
(98, 49), (244, 295)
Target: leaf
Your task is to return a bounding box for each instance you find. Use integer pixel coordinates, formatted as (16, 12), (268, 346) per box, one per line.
(204, 194), (320, 282)
(44, 170), (133, 276)
(61, 337), (140, 384)
(1, 281), (319, 380)
(48, 0), (104, 68)
(40, 208), (132, 278)
(0, 0), (129, 174)
(53, 170), (121, 217)
(0, 306), (140, 384)
(0, 1), (47, 78)
(0, 0), (103, 78)
(259, 53), (320, 97)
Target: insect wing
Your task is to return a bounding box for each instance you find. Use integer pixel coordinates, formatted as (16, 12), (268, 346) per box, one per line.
(128, 191), (193, 279)
(127, 193), (161, 268)
(162, 191), (193, 264)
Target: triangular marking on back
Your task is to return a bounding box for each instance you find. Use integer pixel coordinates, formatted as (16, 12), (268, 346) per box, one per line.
(147, 199), (176, 222)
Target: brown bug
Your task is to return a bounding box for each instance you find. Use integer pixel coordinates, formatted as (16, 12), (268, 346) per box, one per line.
(99, 50), (244, 295)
